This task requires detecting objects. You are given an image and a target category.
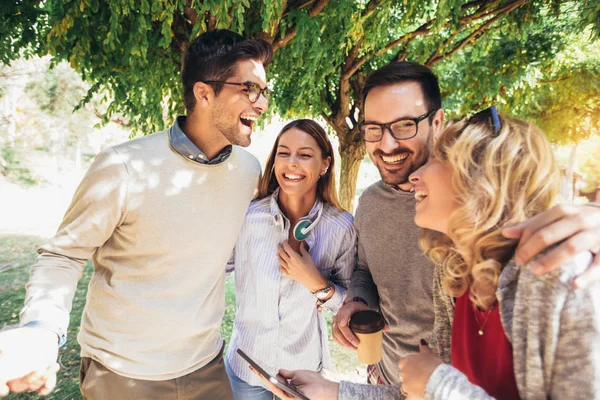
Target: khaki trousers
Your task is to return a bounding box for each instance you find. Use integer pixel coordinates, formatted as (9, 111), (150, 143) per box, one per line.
(79, 346), (234, 400)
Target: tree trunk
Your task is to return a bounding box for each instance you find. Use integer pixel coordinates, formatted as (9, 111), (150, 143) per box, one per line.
(336, 127), (366, 212)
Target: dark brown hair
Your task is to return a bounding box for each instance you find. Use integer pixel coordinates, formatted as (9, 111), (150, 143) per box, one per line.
(363, 62), (441, 115)
(256, 119), (343, 211)
(181, 29), (273, 113)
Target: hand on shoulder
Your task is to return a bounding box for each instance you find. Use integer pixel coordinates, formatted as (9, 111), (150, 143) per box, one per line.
(503, 203), (600, 287)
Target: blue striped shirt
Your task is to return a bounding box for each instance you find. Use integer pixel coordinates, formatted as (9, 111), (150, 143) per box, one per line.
(225, 188), (357, 388)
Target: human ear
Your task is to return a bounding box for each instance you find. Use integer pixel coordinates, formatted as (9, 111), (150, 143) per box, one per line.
(193, 82), (213, 108)
(433, 109), (445, 139)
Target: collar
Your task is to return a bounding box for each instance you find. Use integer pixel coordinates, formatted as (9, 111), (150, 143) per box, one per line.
(269, 188), (324, 248)
(381, 180), (414, 195)
(170, 116), (232, 165)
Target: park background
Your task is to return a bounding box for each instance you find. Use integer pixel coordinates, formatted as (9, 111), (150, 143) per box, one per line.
(1, 0), (599, 398)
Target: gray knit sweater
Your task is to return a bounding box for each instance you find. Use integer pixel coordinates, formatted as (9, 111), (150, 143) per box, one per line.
(339, 251), (600, 399)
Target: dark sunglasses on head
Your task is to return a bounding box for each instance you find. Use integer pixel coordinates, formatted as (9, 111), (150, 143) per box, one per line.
(466, 105), (502, 137)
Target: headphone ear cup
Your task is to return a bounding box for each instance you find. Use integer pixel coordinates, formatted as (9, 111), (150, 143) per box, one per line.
(293, 220), (313, 241)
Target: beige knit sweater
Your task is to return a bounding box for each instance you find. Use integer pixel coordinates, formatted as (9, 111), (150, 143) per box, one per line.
(20, 130), (261, 380)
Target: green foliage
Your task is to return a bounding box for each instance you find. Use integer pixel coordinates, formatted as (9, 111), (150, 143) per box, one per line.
(3, 0), (598, 136)
(0, 148), (38, 187)
(0, 0), (47, 64)
(2, 0), (598, 205)
(506, 32), (600, 145)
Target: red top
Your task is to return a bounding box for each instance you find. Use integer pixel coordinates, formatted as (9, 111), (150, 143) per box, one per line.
(451, 293), (520, 400)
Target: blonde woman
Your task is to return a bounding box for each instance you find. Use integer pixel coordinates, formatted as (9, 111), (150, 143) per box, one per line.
(399, 107), (600, 399)
(225, 119), (356, 399)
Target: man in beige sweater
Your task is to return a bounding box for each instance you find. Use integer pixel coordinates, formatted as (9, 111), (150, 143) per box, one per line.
(0, 30), (272, 399)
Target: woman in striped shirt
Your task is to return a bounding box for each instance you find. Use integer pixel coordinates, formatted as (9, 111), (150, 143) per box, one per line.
(224, 119), (357, 400)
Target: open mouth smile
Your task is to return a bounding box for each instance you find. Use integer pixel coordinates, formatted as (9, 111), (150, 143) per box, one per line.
(240, 114), (258, 129)
(381, 153), (409, 165)
(282, 173), (305, 182)
(414, 189), (428, 202)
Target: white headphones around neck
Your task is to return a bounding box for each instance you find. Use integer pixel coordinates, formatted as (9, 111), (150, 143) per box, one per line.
(293, 206), (323, 241)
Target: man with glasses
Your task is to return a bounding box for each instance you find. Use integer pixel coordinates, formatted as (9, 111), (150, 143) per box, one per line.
(0, 29), (272, 399)
(334, 62), (445, 392)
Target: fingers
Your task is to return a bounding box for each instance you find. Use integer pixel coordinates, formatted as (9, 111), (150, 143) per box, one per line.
(278, 243), (291, 262)
(575, 253), (600, 288)
(37, 372), (57, 396)
(279, 369), (295, 379)
(514, 204), (600, 266)
(250, 366), (293, 399)
(332, 313), (359, 349)
(332, 320), (356, 349)
(528, 229), (599, 274)
(38, 363), (59, 395)
(7, 370), (45, 393)
(508, 204), (569, 244)
(299, 241), (309, 256)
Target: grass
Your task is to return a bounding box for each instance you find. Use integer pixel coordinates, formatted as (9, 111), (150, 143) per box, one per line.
(0, 236), (363, 399)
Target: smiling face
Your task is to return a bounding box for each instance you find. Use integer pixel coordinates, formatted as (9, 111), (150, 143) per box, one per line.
(210, 59), (269, 147)
(274, 128), (331, 200)
(364, 81), (442, 188)
(408, 157), (459, 234)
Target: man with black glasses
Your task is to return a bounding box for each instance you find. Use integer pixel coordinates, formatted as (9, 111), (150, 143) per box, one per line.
(0, 29), (272, 399)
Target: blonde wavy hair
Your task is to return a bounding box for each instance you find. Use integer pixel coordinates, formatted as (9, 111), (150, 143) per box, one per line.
(420, 113), (560, 310)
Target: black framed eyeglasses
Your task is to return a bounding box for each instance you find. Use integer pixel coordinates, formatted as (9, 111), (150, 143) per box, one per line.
(359, 109), (438, 142)
(467, 105), (502, 137)
(203, 81), (271, 103)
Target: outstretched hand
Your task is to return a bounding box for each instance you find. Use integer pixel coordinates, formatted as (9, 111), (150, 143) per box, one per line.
(502, 203), (600, 287)
(0, 327), (61, 397)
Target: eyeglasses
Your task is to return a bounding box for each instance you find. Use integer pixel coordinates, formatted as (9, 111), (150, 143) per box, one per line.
(359, 109), (438, 142)
(203, 81), (271, 103)
(467, 105), (502, 137)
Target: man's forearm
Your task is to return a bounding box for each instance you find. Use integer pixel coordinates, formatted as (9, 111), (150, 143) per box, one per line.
(346, 268), (380, 308)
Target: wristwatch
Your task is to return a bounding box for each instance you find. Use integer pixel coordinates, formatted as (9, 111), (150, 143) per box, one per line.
(312, 281), (334, 301)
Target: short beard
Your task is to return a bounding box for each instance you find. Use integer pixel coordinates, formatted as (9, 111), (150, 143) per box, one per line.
(213, 111), (250, 147)
(378, 127), (433, 186)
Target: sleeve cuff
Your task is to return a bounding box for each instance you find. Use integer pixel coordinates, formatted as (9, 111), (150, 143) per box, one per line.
(22, 321), (67, 348)
(320, 283), (345, 313)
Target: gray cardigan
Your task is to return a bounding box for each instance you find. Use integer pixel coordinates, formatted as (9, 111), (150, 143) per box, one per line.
(339, 251), (600, 399)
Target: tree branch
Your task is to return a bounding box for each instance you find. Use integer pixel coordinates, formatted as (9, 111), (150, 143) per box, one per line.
(361, 0), (383, 19)
(183, 2), (198, 27)
(345, 0), (523, 79)
(205, 11), (217, 31)
(272, 0), (330, 52)
(93, 108), (133, 127)
(426, 0), (525, 66)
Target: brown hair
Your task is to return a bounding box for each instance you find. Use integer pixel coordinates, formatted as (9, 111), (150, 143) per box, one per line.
(256, 119), (343, 211)
(181, 29), (273, 113)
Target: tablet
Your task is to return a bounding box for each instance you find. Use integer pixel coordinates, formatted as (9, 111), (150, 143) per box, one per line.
(236, 348), (311, 400)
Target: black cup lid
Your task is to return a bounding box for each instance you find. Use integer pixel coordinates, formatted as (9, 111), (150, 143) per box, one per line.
(349, 310), (385, 333)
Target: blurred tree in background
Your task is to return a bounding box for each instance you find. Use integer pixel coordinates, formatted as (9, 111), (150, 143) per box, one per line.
(2, 0), (599, 209)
